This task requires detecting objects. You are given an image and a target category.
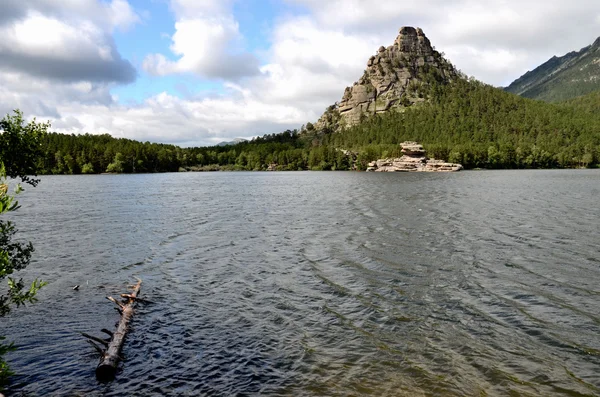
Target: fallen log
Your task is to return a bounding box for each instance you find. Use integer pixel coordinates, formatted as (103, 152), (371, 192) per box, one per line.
(94, 278), (142, 381)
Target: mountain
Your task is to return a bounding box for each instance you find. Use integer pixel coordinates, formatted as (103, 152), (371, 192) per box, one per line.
(316, 27), (458, 131)
(216, 138), (248, 147)
(505, 37), (600, 102)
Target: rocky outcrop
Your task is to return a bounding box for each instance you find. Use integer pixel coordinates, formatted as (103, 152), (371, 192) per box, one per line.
(367, 142), (462, 172)
(317, 27), (457, 130)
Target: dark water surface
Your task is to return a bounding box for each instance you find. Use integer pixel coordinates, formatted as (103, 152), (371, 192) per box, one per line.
(2, 170), (600, 396)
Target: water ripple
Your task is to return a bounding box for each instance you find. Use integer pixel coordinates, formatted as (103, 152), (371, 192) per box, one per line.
(2, 170), (600, 396)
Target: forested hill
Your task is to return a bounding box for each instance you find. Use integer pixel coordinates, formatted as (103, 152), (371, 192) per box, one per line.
(505, 36), (600, 102)
(39, 133), (185, 174)
(325, 79), (600, 169)
(37, 129), (310, 174)
(561, 90), (600, 114)
(36, 78), (600, 174)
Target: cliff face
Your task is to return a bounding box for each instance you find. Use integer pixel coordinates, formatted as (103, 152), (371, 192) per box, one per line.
(317, 27), (458, 130)
(505, 37), (600, 102)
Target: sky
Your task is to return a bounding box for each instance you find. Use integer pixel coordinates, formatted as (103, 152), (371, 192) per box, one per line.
(1, 0), (599, 147)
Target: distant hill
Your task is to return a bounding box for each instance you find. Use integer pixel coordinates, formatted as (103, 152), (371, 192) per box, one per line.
(560, 90), (600, 113)
(505, 37), (600, 102)
(216, 138), (248, 147)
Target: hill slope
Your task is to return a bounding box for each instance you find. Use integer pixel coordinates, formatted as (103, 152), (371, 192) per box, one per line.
(560, 90), (600, 113)
(326, 78), (600, 169)
(505, 37), (600, 102)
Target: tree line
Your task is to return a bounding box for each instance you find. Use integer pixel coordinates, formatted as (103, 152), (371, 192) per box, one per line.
(34, 79), (600, 173)
(36, 129), (355, 173)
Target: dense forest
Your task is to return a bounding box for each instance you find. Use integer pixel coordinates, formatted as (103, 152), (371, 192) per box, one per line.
(35, 79), (600, 174)
(326, 79), (600, 169)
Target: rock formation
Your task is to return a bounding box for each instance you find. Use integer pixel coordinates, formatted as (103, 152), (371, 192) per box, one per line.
(316, 27), (457, 130)
(367, 142), (462, 172)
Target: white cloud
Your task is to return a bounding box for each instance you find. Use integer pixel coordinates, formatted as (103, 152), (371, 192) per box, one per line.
(48, 90), (306, 146)
(143, 16), (259, 79)
(0, 1), (138, 130)
(106, 0), (140, 31)
(287, 0), (447, 33)
(6, 15), (109, 62)
(0, 68), (307, 147)
(0, 2), (138, 83)
(289, 0), (600, 86)
(0, 0), (140, 31)
(143, 0), (259, 80)
(244, 16), (381, 118)
(0, 71), (113, 121)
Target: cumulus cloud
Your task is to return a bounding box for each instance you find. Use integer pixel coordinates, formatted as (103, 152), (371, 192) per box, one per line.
(0, 14), (136, 84)
(0, 0), (140, 31)
(143, 0), (259, 80)
(0, 1), (138, 84)
(0, 1), (27, 26)
(0, 70), (116, 121)
(287, 0), (447, 35)
(143, 16), (259, 80)
(246, 16), (382, 118)
(45, 89), (306, 147)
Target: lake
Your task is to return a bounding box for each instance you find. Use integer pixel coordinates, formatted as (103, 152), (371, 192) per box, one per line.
(2, 170), (600, 396)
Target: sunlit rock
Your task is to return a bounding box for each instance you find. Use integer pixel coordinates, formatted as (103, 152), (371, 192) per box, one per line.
(366, 141), (463, 172)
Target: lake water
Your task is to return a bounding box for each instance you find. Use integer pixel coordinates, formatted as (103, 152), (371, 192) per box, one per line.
(2, 170), (600, 396)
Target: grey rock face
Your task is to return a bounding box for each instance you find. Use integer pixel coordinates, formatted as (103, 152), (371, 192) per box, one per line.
(317, 26), (457, 129)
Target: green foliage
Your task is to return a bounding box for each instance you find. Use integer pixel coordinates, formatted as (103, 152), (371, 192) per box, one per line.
(325, 79), (600, 169)
(561, 90), (600, 114)
(0, 110), (48, 186)
(0, 168), (48, 387)
(38, 133), (185, 174)
(0, 337), (15, 386)
(106, 152), (125, 173)
(0, 111), (48, 389)
(81, 162), (95, 174)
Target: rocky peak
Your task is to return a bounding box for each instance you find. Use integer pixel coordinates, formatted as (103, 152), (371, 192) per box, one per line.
(316, 26), (457, 130)
(395, 27), (433, 56)
(592, 36), (600, 50)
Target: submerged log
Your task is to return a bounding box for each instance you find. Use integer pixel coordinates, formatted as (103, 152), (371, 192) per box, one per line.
(95, 278), (142, 381)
